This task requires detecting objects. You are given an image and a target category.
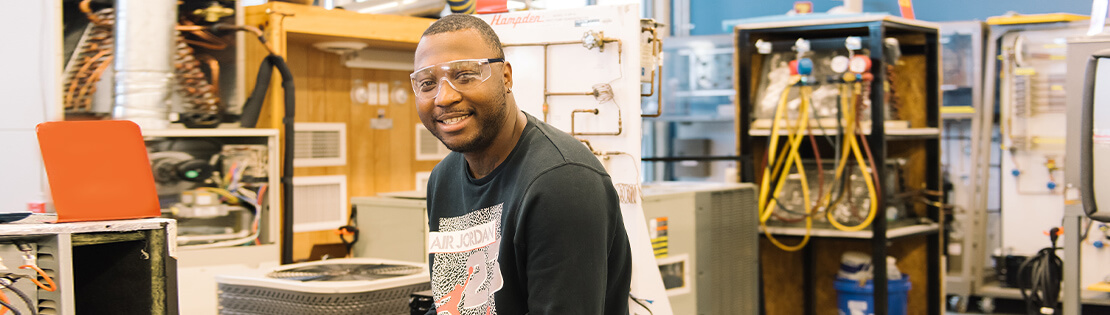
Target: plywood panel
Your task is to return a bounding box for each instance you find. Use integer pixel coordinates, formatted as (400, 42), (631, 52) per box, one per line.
(249, 32), (439, 261)
(892, 54), (928, 128)
(761, 236), (929, 315)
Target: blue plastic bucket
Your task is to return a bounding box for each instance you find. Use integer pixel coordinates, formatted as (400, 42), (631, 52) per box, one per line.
(834, 275), (911, 315)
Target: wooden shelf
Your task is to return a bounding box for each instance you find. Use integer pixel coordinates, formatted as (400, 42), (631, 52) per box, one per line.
(760, 222), (941, 240)
(749, 127), (940, 139)
(246, 2), (432, 49)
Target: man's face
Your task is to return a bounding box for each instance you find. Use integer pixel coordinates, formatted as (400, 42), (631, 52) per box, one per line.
(413, 29), (510, 153)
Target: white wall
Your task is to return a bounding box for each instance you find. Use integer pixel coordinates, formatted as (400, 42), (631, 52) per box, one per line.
(0, 1), (63, 213)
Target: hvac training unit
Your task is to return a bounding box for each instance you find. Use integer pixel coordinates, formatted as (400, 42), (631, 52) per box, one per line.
(215, 258), (429, 314)
(735, 16), (943, 315)
(641, 182), (761, 315)
(350, 193), (428, 264)
(0, 218), (177, 315)
(142, 128), (282, 315)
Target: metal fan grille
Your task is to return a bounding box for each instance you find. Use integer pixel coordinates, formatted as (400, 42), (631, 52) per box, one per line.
(267, 264), (423, 282)
(217, 282), (430, 315)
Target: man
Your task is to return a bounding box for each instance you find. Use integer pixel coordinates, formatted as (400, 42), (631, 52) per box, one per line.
(414, 14), (632, 315)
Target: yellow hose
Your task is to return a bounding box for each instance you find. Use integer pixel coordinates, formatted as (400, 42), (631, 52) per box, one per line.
(825, 82), (879, 232)
(760, 82), (814, 251)
(758, 78), (797, 215)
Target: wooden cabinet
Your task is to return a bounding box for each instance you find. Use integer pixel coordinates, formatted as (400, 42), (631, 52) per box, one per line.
(243, 3), (437, 261)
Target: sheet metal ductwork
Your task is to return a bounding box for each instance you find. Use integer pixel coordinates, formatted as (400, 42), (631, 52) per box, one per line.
(111, 0), (176, 129)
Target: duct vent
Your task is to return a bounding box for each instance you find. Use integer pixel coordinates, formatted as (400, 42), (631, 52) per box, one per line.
(292, 175), (347, 232)
(415, 124), (450, 161)
(294, 123), (346, 167)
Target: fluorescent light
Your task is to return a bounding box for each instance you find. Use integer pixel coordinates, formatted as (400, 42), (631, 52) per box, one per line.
(358, 1), (400, 13)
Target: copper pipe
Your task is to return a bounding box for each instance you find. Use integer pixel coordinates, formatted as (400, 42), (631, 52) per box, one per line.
(548, 92), (596, 96)
(570, 106), (622, 136)
(640, 26), (664, 117)
(198, 54), (221, 98)
(78, 55), (114, 109)
(641, 64), (664, 117)
(79, 0), (102, 24)
(66, 50), (109, 107)
(214, 24), (279, 56)
(504, 33), (622, 123)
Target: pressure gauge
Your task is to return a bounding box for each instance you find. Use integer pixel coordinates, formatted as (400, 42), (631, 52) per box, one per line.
(830, 55), (850, 73)
(849, 55), (871, 74)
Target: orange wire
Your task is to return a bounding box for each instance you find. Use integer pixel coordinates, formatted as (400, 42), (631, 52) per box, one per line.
(19, 265), (57, 292)
(0, 289), (9, 315)
(79, 0), (101, 24)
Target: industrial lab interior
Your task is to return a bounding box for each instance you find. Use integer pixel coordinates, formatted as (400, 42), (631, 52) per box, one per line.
(6, 0), (1110, 314)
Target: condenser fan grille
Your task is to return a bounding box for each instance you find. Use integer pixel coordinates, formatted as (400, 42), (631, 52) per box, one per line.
(267, 264), (423, 282)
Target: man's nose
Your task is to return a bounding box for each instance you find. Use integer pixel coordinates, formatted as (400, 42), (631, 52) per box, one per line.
(433, 77), (462, 106)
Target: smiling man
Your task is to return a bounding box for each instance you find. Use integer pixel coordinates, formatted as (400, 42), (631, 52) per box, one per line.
(414, 14), (632, 315)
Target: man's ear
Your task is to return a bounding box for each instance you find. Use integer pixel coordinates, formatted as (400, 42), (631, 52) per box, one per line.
(501, 61), (513, 92)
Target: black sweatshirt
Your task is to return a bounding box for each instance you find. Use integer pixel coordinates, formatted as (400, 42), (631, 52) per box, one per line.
(425, 112), (631, 315)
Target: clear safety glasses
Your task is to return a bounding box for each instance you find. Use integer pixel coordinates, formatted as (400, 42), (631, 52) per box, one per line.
(410, 58), (505, 100)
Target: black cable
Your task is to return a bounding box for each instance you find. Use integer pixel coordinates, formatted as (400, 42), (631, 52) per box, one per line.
(338, 205), (360, 254)
(0, 295), (22, 315)
(270, 54), (296, 265)
(1017, 227), (1063, 315)
(0, 282), (35, 315)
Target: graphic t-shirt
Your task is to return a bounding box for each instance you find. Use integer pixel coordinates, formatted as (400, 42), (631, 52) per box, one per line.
(425, 112), (632, 315)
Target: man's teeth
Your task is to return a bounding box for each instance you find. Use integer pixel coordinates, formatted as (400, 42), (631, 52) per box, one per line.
(442, 115), (469, 125)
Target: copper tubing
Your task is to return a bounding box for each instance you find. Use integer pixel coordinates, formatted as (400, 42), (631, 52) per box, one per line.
(640, 25), (664, 117)
(174, 38), (222, 124)
(214, 24), (279, 57)
(79, 0), (102, 24)
(177, 20), (228, 50)
(64, 2), (114, 111)
(570, 106), (622, 136)
(198, 54), (221, 99)
(640, 64), (663, 117)
(504, 34), (621, 122)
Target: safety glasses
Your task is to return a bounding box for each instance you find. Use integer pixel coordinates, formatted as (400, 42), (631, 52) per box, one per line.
(410, 58), (505, 100)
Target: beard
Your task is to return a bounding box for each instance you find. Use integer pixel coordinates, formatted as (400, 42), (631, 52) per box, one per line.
(436, 92), (508, 153)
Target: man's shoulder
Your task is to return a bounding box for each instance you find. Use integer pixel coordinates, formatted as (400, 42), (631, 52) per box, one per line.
(524, 117), (606, 171)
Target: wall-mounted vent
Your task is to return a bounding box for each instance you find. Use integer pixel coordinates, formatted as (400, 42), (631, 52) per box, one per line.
(292, 175), (347, 233)
(294, 123), (346, 167)
(415, 124), (451, 161)
(415, 171), (432, 192)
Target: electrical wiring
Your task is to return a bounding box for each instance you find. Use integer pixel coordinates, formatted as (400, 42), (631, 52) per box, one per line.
(17, 265), (55, 293)
(1018, 228), (1063, 315)
(197, 187), (240, 204)
(0, 291), (19, 315)
(0, 281), (36, 315)
(180, 192), (264, 249)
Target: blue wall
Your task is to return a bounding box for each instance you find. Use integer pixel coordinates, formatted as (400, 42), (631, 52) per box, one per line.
(688, 0), (1096, 35)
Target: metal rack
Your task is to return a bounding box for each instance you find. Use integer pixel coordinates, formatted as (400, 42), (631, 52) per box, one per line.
(735, 16), (942, 315)
(966, 18), (1093, 313)
(937, 20), (991, 312)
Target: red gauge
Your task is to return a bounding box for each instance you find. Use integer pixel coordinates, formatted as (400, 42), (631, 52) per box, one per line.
(849, 55), (871, 74)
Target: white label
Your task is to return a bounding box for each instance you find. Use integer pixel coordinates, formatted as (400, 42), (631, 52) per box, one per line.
(428, 219), (499, 253)
(848, 300), (868, 315)
(366, 82), (380, 105)
(379, 83), (390, 105)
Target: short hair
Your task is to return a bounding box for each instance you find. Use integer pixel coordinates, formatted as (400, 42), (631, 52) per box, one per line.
(422, 14), (505, 59)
